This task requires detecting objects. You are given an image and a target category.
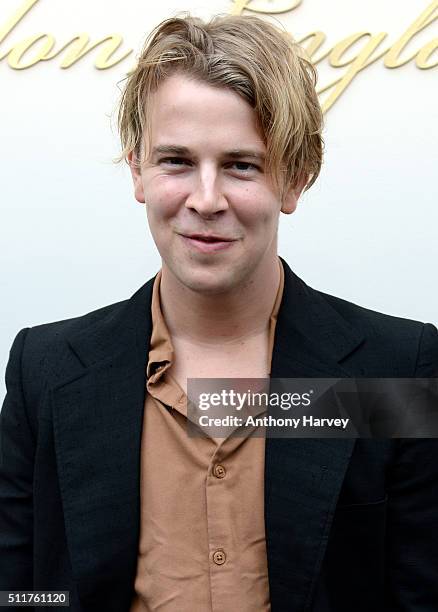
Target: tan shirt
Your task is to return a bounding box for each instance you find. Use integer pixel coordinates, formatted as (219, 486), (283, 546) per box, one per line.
(130, 260), (284, 612)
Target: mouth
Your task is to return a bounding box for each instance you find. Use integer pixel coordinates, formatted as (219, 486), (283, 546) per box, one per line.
(179, 233), (237, 253)
(184, 233), (235, 242)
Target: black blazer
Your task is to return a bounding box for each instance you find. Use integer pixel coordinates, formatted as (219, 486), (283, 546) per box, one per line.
(1, 258), (438, 612)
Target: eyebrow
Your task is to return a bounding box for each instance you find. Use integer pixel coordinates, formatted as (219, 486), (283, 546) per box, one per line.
(151, 145), (265, 162)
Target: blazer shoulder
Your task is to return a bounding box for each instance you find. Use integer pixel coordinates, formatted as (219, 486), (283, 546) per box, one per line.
(314, 289), (438, 376)
(317, 290), (427, 335)
(22, 273), (156, 352)
(9, 298), (130, 411)
(25, 298), (130, 348)
(4, 273), (156, 435)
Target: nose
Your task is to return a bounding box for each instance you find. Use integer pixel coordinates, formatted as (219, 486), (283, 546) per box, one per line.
(184, 164), (228, 218)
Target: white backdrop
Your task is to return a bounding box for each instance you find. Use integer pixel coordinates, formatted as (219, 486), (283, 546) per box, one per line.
(1, 0), (437, 401)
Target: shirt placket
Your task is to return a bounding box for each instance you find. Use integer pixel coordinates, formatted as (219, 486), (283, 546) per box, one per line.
(205, 431), (252, 612)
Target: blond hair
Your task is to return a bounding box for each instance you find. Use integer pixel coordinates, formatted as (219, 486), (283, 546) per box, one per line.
(117, 13), (323, 199)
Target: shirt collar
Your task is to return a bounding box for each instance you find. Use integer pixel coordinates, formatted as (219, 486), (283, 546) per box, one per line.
(146, 258), (285, 381)
(146, 270), (173, 382)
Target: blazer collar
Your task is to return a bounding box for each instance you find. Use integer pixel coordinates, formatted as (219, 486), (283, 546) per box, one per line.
(66, 275), (156, 371)
(271, 257), (364, 378)
(65, 258), (364, 377)
(52, 261), (363, 611)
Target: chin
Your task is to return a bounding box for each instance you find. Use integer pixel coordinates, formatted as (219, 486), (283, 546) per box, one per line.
(174, 265), (240, 296)
(182, 275), (235, 296)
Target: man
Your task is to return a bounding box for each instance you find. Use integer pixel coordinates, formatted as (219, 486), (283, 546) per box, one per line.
(1, 13), (438, 612)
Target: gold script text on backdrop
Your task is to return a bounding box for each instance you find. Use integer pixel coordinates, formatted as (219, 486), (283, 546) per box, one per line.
(0, 0), (436, 112)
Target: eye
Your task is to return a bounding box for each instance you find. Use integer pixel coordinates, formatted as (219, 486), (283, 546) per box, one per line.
(159, 157), (191, 167)
(229, 161), (260, 173)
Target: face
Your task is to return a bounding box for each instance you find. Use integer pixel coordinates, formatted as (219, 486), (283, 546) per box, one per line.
(130, 73), (303, 295)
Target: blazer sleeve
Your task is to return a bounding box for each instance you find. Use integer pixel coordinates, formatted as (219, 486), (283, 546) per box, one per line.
(0, 328), (34, 590)
(385, 322), (438, 610)
(414, 322), (438, 377)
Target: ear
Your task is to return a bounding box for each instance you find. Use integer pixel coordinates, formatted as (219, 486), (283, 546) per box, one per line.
(280, 174), (308, 215)
(127, 150), (146, 204)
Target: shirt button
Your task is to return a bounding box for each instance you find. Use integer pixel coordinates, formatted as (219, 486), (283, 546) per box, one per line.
(212, 549), (226, 565)
(213, 464), (226, 479)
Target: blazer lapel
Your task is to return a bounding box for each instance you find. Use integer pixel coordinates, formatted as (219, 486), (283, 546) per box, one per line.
(51, 277), (156, 612)
(265, 259), (363, 611)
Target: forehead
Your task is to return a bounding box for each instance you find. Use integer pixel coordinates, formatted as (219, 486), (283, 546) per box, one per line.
(145, 73), (265, 153)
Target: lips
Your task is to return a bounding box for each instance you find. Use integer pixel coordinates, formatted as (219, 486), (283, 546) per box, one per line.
(184, 234), (234, 242)
(179, 233), (237, 253)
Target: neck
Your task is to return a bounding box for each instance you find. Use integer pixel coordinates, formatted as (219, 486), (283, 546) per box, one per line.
(159, 256), (281, 347)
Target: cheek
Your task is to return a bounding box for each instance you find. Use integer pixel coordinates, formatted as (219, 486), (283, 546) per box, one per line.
(236, 192), (279, 230)
(144, 177), (184, 218)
